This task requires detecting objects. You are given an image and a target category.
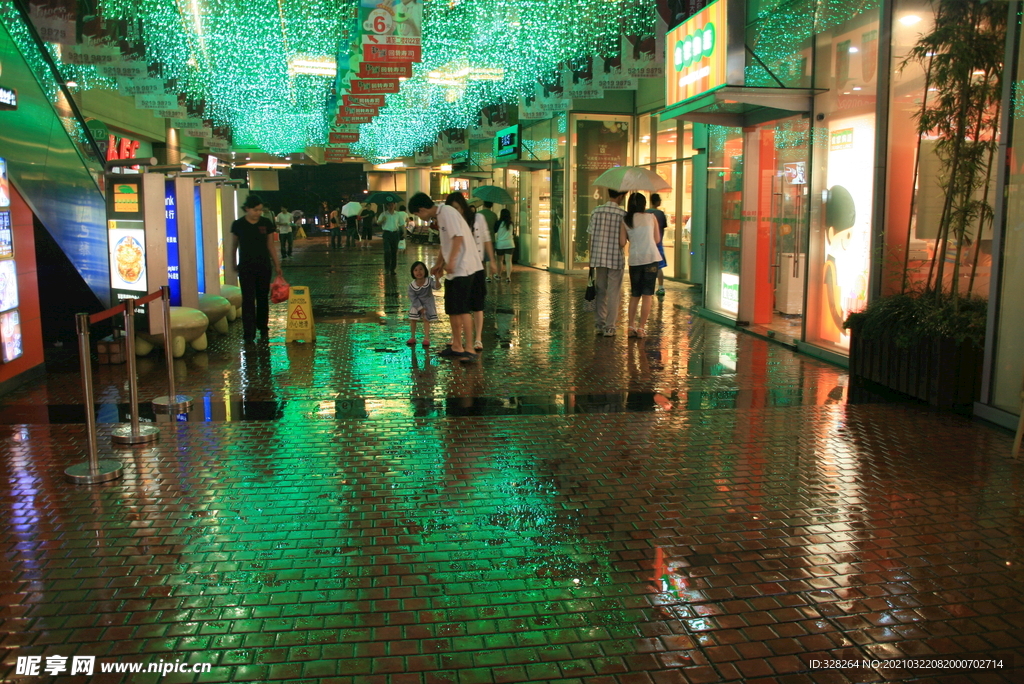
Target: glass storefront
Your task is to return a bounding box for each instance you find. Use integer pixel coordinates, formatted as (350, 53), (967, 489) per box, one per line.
(570, 114), (631, 269)
(705, 125), (744, 317)
(804, 3), (881, 353)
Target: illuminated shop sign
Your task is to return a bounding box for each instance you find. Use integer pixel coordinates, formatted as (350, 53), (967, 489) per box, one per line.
(666, 0), (741, 107)
(720, 272), (739, 314)
(165, 180), (181, 306)
(493, 125), (520, 159)
(194, 186), (205, 294)
(0, 86), (17, 111)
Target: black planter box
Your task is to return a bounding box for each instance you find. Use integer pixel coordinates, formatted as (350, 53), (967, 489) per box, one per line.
(849, 331), (983, 412)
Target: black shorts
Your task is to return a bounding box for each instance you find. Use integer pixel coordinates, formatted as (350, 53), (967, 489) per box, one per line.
(496, 248), (515, 255)
(444, 274), (472, 315)
(469, 268), (486, 311)
(629, 263), (659, 297)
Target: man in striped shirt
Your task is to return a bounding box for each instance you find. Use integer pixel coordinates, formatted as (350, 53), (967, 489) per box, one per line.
(587, 189), (627, 336)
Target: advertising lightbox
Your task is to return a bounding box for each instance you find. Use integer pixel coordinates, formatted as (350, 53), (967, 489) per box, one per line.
(665, 0), (743, 107)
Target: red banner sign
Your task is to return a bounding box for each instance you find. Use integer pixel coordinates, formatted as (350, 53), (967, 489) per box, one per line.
(343, 93), (386, 108)
(357, 62), (413, 79)
(362, 44), (421, 64)
(337, 105), (379, 118)
(329, 132), (360, 144)
(325, 150), (349, 163)
(335, 115), (373, 125)
(349, 78), (401, 94)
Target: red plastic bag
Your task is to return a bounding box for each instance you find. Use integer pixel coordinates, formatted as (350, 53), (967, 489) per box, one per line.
(270, 275), (290, 304)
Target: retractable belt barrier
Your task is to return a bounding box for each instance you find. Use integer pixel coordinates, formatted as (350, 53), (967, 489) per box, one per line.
(66, 288), (165, 485)
(151, 286), (193, 414)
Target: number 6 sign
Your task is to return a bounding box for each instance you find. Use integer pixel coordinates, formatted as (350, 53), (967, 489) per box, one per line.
(365, 8), (394, 35)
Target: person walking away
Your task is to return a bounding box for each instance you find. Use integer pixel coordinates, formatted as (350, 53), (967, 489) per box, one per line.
(620, 193), (662, 338)
(447, 192), (496, 350)
(275, 206), (293, 259)
(409, 192), (485, 362)
(493, 209), (516, 282)
(342, 198), (362, 248)
(329, 206), (342, 249)
(587, 188), (628, 336)
(478, 201), (498, 237)
(380, 201), (407, 274)
(407, 260), (441, 348)
(231, 193), (282, 344)
(360, 204), (376, 249)
(648, 193), (668, 296)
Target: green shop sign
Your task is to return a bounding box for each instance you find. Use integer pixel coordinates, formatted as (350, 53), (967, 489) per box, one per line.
(674, 23), (716, 71)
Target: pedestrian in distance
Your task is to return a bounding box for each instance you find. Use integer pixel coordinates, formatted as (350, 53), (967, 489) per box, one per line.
(620, 192), (662, 338)
(275, 206), (293, 259)
(447, 192), (495, 351)
(407, 260), (441, 348)
(342, 198), (362, 248)
(230, 193), (282, 344)
(587, 188), (628, 336)
(380, 201), (408, 274)
(329, 205), (342, 249)
(359, 203), (376, 249)
(408, 191), (485, 362)
(493, 208), (516, 282)
(648, 193), (669, 296)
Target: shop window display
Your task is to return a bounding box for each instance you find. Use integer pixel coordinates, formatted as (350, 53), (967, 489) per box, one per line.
(805, 4), (881, 352)
(571, 116), (631, 267)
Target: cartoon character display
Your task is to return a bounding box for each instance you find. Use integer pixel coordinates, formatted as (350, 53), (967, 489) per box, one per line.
(822, 185), (868, 335)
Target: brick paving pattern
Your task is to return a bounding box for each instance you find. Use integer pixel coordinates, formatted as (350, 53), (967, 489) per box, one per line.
(1, 234), (1022, 683)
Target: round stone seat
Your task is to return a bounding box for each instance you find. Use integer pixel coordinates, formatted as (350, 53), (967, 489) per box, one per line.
(220, 285), (242, 321)
(135, 306), (209, 358)
(199, 294), (233, 333)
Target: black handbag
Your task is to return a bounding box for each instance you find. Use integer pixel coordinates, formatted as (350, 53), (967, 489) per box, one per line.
(585, 268), (596, 301)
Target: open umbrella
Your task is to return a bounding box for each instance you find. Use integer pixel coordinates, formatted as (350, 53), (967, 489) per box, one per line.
(471, 185), (515, 205)
(365, 191), (403, 206)
(592, 166), (671, 193)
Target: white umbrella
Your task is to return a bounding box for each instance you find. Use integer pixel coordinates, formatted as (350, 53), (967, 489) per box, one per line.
(592, 166), (671, 193)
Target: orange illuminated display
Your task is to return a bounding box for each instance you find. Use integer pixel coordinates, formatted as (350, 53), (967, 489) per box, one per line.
(666, 0), (729, 106)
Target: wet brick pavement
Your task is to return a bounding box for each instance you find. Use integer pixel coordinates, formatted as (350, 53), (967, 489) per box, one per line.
(1, 234), (1022, 683)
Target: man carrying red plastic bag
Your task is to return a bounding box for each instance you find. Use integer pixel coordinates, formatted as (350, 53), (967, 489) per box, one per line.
(270, 275), (290, 304)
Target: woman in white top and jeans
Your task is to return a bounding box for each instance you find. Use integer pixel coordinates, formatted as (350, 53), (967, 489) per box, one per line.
(619, 193), (662, 338)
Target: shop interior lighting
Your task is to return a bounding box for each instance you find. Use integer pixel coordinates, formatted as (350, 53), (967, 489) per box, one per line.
(848, 46), (859, 53)
(236, 162), (292, 168)
(900, 15), (923, 25)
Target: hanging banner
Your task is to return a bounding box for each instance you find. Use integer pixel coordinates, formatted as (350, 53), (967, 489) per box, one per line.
(344, 93), (386, 107)
(153, 107), (187, 119)
(28, 1), (76, 45)
(135, 93), (178, 110)
(329, 131), (360, 144)
(335, 115), (373, 125)
(561, 57), (604, 100)
(594, 54), (638, 91)
(468, 104), (510, 141)
(116, 77), (165, 96)
(623, 14), (669, 81)
(337, 105), (379, 118)
(362, 43), (421, 63)
(519, 81), (569, 120)
(350, 78), (401, 94)
(62, 40), (118, 65)
(433, 129), (465, 160)
(98, 60), (146, 80)
(325, 148), (349, 163)
(357, 62), (412, 79)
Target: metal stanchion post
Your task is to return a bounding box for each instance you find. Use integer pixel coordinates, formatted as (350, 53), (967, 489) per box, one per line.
(112, 298), (160, 445)
(152, 286), (193, 414)
(65, 313), (124, 484)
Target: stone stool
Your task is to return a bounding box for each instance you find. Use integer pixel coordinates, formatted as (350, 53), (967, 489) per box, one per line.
(220, 285), (242, 321)
(135, 307), (210, 358)
(199, 294), (233, 334)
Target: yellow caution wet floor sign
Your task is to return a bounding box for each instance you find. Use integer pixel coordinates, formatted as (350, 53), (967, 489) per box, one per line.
(285, 286), (315, 343)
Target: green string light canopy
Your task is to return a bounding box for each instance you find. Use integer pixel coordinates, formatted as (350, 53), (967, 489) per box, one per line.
(352, 0), (656, 162)
(82, 0), (356, 154)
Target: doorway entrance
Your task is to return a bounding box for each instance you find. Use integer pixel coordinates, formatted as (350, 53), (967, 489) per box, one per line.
(740, 115), (810, 345)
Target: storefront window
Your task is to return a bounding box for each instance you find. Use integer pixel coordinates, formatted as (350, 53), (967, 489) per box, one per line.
(705, 125), (744, 317)
(656, 119), (677, 163)
(637, 115), (652, 166)
(805, 4), (881, 352)
(570, 115), (631, 267)
(992, 27), (1024, 415)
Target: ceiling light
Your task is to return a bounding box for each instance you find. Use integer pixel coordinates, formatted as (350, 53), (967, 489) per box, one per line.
(238, 162), (292, 169)
(852, 86), (862, 91)
(375, 161), (405, 170)
(848, 47), (859, 53)
(900, 15), (922, 25)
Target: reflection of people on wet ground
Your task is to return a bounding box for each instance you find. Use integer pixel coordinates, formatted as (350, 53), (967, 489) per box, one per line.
(409, 347), (437, 417)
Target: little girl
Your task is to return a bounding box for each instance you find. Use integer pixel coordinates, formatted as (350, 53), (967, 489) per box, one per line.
(407, 260), (441, 347)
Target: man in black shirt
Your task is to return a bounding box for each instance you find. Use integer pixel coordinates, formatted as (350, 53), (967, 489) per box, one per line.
(231, 193), (283, 343)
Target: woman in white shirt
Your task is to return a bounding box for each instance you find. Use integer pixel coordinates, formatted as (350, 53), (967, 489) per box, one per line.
(619, 193), (662, 338)
(493, 209), (516, 282)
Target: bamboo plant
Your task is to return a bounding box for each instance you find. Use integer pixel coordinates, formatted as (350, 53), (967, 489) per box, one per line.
(902, 0), (1006, 302)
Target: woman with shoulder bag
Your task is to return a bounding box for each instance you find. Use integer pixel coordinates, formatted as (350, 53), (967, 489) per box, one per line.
(493, 209), (516, 283)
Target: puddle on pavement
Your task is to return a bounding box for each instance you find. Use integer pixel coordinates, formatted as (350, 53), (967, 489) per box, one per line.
(0, 387), (843, 424)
